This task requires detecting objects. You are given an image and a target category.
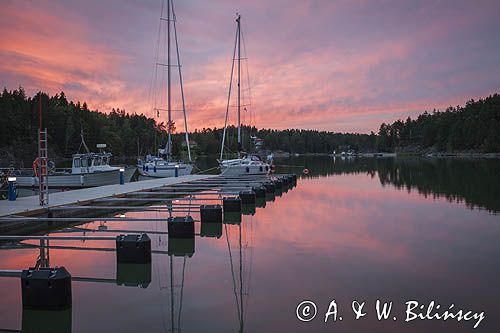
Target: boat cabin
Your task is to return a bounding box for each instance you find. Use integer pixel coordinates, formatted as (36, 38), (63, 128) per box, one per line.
(71, 152), (114, 174)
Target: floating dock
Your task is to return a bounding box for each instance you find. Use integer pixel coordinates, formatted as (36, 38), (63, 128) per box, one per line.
(0, 172), (297, 321)
(0, 173), (297, 234)
(0, 174), (214, 217)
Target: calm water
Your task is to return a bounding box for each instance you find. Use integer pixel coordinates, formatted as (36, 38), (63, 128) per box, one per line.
(0, 156), (499, 332)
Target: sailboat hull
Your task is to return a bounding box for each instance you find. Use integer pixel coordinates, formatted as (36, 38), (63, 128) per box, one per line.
(220, 164), (270, 176)
(137, 163), (193, 178)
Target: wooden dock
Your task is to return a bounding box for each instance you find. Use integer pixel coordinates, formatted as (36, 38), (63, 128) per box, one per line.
(0, 174), (215, 217)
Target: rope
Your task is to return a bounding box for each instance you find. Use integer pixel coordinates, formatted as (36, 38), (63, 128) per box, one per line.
(193, 166), (219, 174)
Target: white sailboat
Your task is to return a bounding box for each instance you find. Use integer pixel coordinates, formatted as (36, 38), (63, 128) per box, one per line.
(219, 14), (271, 176)
(137, 0), (193, 178)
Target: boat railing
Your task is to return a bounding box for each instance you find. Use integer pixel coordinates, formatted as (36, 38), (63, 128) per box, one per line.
(10, 167), (72, 176)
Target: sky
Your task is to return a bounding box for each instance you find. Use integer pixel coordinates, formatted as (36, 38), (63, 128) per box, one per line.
(0, 0), (499, 133)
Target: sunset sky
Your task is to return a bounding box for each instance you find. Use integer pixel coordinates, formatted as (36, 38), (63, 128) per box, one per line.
(0, 0), (499, 133)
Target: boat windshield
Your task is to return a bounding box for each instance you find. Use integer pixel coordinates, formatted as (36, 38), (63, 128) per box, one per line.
(73, 152), (112, 169)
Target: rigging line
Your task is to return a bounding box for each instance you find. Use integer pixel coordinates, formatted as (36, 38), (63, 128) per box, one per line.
(239, 223), (244, 332)
(177, 256), (187, 332)
(159, 41), (167, 123)
(240, 25), (254, 135)
(244, 216), (254, 324)
(148, 0), (165, 121)
(166, 0), (172, 161)
(158, 11), (170, 122)
(237, 17), (242, 155)
(224, 224), (242, 326)
(170, 255), (175, 333)
(171, 0), (191, 162)
(154, 209), (168, 332)
(220, 23), (239, 161)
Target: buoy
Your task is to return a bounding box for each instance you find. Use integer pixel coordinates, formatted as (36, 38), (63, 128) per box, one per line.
(251, 186), (266, 198)
(116, 263), (152, 288)
(241, 204), (256, 216)
(223, 197), (242, 213)
(200, 222), (223, 238)
(281, 176), (289, 187)
(239, 190), (256, 205)
(168, 238), (195, 257)
(168, 216), (195, 238)
(262, 182), (275, 194)
(200, 205), (222, 224)
(116, 234), (152, 264)
(255, 197), (266, 208)
(32, 158), (39, 177)
(21, 267), (72, 310)
(303, 168), (309, 174)
(223, 211), (242, 225)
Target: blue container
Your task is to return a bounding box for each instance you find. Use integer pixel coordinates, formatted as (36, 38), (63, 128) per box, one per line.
(119, 169), (125, 185)
(8, 178), (17, 201)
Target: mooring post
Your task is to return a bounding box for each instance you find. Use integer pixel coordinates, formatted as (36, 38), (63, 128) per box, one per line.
(7, 176), (17, 201)
(119, 168), (125, 185)
(174, 165), (179, 177)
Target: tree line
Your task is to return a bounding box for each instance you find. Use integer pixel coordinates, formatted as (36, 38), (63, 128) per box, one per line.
(0, 87), (499, 165)
(0, 87), (163, 165)
(376, 93), (500, 152)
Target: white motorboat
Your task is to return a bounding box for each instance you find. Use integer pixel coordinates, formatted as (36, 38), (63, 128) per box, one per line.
(218, 15), (271, 176)
(137, 0), (193, 178)
(14, 148), (135, 188)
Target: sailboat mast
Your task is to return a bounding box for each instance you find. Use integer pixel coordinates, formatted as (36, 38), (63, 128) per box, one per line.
(166, 0), (172, 162)
(237, 14), (241, 158)
(171, 0), (192, 162)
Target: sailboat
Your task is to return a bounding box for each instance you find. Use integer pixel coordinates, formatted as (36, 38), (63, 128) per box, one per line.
(219, 15), (271, 176)
(137, 0), (193, 178)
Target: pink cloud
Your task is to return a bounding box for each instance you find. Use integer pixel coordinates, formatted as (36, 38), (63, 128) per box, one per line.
(1, 0), (499, 133)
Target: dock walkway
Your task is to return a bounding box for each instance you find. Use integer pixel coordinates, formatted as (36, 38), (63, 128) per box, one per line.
(0, 175), (215, 217)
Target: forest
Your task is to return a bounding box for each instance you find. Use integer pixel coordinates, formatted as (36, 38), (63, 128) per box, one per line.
(376, 93), (500, 152)
(0, 87), (498, 165)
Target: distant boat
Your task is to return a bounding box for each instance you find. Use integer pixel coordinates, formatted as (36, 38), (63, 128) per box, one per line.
(137, 0), (193, 178)
(218, 14), (271, 176)
(13, 135), (134, 188)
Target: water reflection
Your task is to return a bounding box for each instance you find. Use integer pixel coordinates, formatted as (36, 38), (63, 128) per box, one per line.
(0, 159), (499, 332)
(279, 156), (500, 213)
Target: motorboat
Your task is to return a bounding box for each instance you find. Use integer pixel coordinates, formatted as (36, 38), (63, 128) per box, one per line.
(13, 146), (135, 188)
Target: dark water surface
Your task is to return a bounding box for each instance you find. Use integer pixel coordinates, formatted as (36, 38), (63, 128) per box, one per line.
(0, 156), (499, 332)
